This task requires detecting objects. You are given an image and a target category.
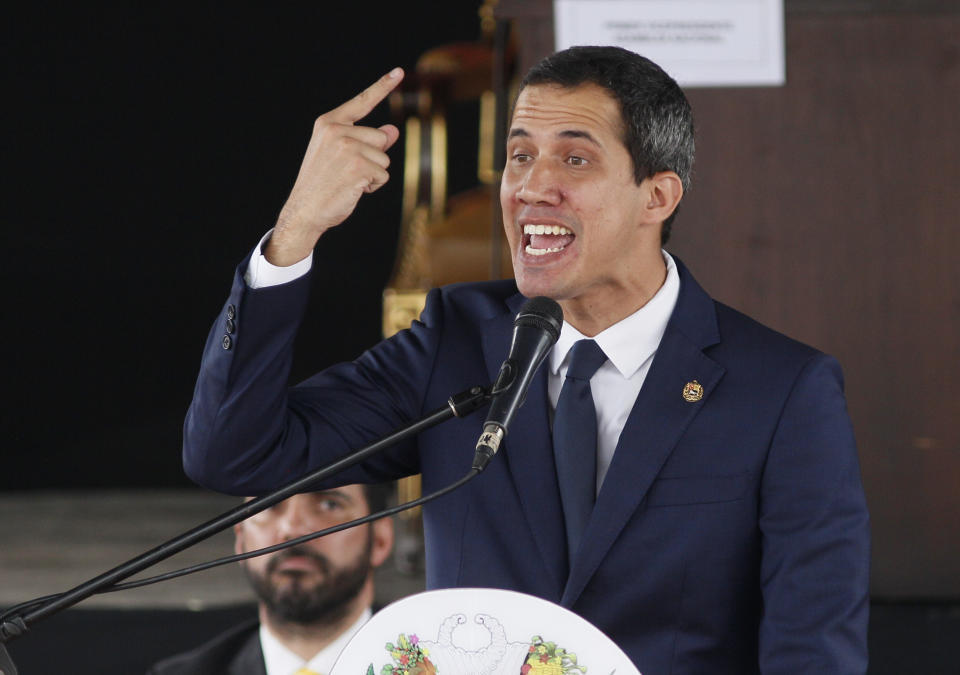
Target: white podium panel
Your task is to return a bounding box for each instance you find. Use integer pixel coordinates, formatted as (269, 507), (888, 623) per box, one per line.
(333, 588), (641, 675)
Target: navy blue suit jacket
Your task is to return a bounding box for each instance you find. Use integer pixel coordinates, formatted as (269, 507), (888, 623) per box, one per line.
(184, 256), (870, 674)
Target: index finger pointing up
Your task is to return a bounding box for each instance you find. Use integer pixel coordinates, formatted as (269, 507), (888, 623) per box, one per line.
(328, 68), (404, 124)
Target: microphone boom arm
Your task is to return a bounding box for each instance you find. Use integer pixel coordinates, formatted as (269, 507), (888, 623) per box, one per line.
(0, 384), (492, 643)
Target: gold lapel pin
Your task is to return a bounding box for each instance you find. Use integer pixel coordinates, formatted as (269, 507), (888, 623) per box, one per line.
(682, 380), (704, 402)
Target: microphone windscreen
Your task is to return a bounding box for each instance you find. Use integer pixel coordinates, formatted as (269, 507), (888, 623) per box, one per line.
(516, 296), (563, 340)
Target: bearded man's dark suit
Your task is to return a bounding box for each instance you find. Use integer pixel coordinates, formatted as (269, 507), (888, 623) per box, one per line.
(184, 253), (870, 674)
(147, 620), (264, 675)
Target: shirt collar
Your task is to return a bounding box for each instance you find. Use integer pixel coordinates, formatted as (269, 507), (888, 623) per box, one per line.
(549, 251), (680, 379)
(260, 607), (372, 675)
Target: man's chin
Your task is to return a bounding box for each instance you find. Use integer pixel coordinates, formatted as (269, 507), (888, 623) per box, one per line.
(514, 255), (579, 296)
(515, 273), (568, 303)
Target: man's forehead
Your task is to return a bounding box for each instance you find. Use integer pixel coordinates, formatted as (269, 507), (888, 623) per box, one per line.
(509, 82), (623, 137)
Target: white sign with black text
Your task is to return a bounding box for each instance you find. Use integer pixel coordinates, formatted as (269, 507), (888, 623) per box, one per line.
(554, 0), (785, 87)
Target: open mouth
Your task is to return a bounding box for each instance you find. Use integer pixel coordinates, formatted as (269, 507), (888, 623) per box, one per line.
(522, 224), (575, 256)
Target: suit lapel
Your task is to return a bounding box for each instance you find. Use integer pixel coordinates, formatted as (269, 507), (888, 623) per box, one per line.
(482, 293), (570, 593)
(229, 628), (267, 675)
(561, 260), (726, 606)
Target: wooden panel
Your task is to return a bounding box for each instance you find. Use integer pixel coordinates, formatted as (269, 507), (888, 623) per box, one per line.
(673, 14), (960, 598)
(496, 0), (553, 74)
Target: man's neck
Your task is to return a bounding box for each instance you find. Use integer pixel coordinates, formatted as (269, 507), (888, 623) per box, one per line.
(560, 251), (668, 337)
(260, 595), (369, 661)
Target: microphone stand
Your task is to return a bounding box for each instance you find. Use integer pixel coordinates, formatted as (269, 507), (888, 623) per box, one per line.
(0, 383), (491, 661)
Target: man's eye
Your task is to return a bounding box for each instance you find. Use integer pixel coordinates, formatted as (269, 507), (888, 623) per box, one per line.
(512, 153), (532, 163)
(315, 498), (343, 512)
(567, 156), (587, 166)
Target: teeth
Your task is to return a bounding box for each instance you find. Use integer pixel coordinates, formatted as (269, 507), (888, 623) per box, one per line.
(525, 245), (565, 256)
(523, 224), (572, 235)
(522, 223), (573, 256)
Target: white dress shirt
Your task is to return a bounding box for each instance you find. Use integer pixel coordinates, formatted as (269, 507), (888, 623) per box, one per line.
(244, 232), (680, 495)
(245, 230), (313, 289)
(259, 607), (371, 675)
(547, 251), (680, 495)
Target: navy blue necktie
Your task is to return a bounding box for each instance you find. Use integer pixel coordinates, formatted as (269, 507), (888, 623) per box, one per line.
(553, 339), (608, 567)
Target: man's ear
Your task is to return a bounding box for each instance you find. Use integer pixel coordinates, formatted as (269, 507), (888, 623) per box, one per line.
(643, 171), (684, 224)
(369, 517), (395, 569)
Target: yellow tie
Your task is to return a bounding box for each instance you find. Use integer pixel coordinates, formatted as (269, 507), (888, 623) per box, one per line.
(293, 669), (320, 675)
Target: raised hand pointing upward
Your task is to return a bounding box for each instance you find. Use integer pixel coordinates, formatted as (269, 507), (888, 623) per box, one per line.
(266, 68), (404, 267)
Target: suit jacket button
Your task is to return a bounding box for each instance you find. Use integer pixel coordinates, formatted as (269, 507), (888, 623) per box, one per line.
(222, 335), (232, 350)
(225, 318), (236, 334)
(226, 304), (236, 320)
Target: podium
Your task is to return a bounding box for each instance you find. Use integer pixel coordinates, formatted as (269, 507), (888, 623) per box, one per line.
(331, 588), (641, 675)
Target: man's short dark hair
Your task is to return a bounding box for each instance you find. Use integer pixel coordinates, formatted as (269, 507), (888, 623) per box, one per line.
(520, 46), (695, 244)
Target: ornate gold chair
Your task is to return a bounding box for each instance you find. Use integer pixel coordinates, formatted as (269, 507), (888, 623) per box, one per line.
(382, 1), (515, 573)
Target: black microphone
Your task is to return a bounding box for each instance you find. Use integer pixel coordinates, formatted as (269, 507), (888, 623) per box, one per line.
(473, 296), (563, 471)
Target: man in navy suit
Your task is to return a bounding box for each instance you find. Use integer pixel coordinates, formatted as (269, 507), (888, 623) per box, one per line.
(184, 47), (870, 673)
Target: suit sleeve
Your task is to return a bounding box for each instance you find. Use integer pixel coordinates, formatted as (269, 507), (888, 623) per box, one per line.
(182, 253), (445, 495)
(758, 353), (870, 674)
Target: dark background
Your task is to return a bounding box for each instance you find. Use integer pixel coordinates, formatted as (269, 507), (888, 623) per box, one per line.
(2, 5), (485, 490)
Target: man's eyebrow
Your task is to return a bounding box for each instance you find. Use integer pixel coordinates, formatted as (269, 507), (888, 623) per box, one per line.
(558, 129), (601, 145)
(507, 128), (530, 139)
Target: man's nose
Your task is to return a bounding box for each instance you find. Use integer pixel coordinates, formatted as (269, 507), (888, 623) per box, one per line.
(275, 505), (316, 541)
(517, 160), (562, 205)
